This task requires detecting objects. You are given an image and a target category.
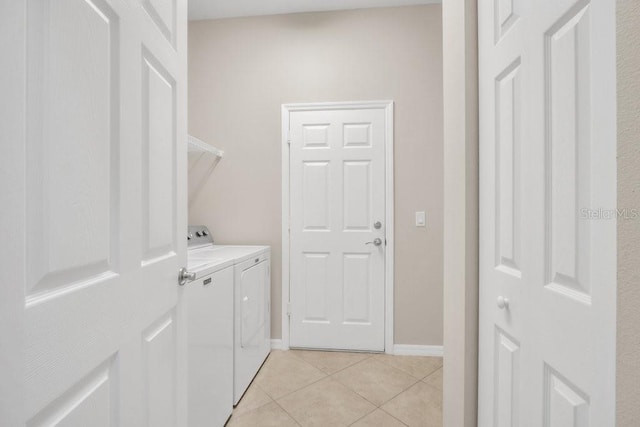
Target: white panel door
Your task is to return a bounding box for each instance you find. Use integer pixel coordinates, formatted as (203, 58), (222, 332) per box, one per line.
(288, 105), (388, 352)
(479, 0), (616, 426)
(0, 0), (188, 425)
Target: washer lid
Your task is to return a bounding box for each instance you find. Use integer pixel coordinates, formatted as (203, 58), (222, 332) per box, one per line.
(210, 245), (270, 264)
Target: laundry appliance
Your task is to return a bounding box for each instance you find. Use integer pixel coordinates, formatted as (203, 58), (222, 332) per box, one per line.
(186, 225), (271, 413)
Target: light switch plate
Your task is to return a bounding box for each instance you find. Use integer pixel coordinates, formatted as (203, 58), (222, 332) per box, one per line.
(416, 211), (426, 227)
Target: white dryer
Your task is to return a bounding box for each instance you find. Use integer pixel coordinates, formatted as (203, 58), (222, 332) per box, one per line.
(231, 248), (271, 405)
(207, 245), (270, 405)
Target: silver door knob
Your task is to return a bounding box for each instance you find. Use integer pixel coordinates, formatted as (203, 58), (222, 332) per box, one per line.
(178, 267), (196, 286)
(496, 296), (509, 309)
(374, 221), (382, 229)
(366, 238), (383, 246)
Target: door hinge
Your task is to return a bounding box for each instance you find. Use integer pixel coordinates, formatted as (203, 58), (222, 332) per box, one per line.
(287, 302), (292, 316)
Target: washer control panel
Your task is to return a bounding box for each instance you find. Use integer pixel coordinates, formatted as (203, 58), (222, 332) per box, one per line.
(188, 225), (214, 247)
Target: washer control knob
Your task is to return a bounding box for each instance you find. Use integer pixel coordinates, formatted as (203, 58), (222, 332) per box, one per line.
(497, 296), (509, 310)
(196, 231), (203, 237)
(202, 230), (209, 236)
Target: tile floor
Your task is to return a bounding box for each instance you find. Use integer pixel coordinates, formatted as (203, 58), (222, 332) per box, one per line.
(226, 350), (443, 427)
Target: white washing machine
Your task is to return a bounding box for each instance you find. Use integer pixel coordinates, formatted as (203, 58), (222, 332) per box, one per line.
(186, 235), (235, 427)
(187, 226), (271, 407)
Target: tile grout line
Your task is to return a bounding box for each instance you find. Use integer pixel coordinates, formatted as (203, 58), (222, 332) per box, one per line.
(283, 350), (336, 373)
(345, 406), (379, 426)
(287, 349), (377, 376)
(256, 351), (329, 401)
(375, 377), (421, 409)
(244, 350), (441, 425)
(379, 381), (443, 427)
(418, 379), (444, 395)
(270, 371), (329, 402)
(322, 353), (377, 376)
(346, 406), (410, 427)
(273, 353), (381, 424)
(231, 378), (302, 426)
(329, 374), (420, 410)
(234, 383), (275, 417)
(328, 358), (421, 409)
(420, 365), (444, 380)
(273, 375), (372, 426)
(379, 407), (411, 426)
(272, 399), (303, 426)
(276, 376), (379, 427)
(373, 354), (444, 381)
(422, 366), (443, 379)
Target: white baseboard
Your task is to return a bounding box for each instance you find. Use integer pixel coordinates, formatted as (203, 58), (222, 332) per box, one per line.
(270, 340), (442, 356)
(393, 344), (443, 357)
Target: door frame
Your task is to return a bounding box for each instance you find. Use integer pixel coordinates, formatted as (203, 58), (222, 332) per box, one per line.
(442, 0), (479, 424)
(280, 100), (395, 353)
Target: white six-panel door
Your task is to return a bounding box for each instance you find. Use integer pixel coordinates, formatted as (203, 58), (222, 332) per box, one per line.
(286, 103), (390, 352)
(1, 0), (188, 425)
(478, 0), (616, 425)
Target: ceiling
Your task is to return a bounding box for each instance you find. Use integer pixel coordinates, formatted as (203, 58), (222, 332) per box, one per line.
(188, 0), (441, 21)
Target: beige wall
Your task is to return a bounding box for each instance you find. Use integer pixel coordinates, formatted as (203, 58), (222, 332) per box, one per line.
(441, 0), (478, 426)
(617, 1), (640, 425)
(188, 5), (444, 345)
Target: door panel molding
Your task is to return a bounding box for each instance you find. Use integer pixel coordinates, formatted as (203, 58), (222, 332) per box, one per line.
(4, 0), (189, 424)
(281, 100), (394, 353)
(478, 0), (616, 425)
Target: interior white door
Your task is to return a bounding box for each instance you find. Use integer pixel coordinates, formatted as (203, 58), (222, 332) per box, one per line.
(287, 104), (388, 352)
(478, 0), (616, 426)
(0, 0), (188, 425)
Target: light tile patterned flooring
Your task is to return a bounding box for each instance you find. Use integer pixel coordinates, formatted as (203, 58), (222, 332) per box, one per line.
(226, 350), (443, 427)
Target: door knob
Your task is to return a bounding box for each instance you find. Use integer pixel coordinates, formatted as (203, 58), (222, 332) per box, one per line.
(497, 296), (509, 309)
(178, 267), (196, 286)
(366, 238), (383, 246)
(374, 221), (382, 229)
